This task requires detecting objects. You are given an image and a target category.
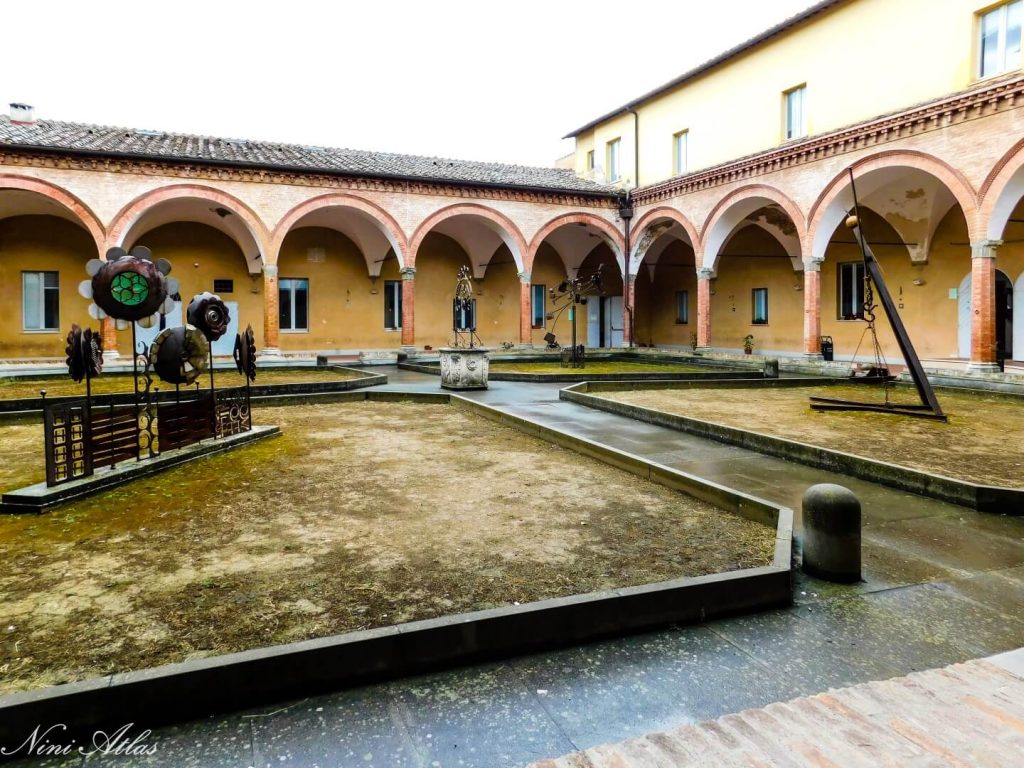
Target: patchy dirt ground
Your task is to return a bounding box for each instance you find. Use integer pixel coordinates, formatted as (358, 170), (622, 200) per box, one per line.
(0, 402), (774, 694)
(0, 368), (363, 400)
(601, 384), (1024, 487)
(489, 361), (717, 374)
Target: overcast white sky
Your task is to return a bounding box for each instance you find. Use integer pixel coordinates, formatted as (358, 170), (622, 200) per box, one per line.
(4, 0), (815, 167)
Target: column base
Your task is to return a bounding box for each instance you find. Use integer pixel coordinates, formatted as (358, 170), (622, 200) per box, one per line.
(804, 353), (824, 361)
(967, 362), (1001, 373)
(400, 345), (418, 355)
(258, 347), (283, 359)
(694, 346), (713, 353)
(102, 350), (121, 362)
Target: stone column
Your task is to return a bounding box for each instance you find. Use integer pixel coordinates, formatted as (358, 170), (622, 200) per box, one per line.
(262, 264), (281, 357)
(400, 267), (416, 349)
(803, 259), (823, 358)
(518, 271), (532, 346)
(696, 267), (713, 350)
(623, 274), (636, 347)
(101, 317), (119, 361)
(969, 240), (1001, 371)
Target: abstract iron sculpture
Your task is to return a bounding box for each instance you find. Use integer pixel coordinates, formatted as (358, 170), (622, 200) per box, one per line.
(65, 324), (103, 384)
(80, 246), (179, 329)
(149, 325), (210, 386)
(187, 292), (231, 341)
(546, 265), (604, 368)
(809, 171), (946, 421)
(233, 325), (258, 382)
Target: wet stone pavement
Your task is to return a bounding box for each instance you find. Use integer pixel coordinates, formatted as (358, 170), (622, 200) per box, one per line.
(8, 367), (1024, 767)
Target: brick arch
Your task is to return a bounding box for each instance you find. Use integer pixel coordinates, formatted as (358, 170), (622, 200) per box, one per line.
(701, 184), (807, 271)
(979, 138), (1024, 240)
(106, 184), (272, 263)
(0, 174), (106, 255)
(807, 150), (979, 261)
(408, 203), (530, 272)
(528, 212), (626, 268)
(270, 192), (409, 266)
(630, 206), (700, 266)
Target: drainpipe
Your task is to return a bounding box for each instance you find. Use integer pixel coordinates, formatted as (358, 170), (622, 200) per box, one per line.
(619, 192), (634, 348)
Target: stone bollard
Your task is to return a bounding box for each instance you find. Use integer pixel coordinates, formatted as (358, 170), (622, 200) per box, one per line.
(763, 358), (780, 378)
(802, 484), (861, 582)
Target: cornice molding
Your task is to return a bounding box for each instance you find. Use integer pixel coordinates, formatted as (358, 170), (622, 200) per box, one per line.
(0, 151), (616, 210)
(633, 73), (1024, 205)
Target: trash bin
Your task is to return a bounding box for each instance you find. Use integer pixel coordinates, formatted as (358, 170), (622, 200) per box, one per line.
(820, 336), (834, 361)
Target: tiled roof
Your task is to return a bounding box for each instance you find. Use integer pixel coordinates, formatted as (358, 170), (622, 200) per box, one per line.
(0, 115), (617, 197)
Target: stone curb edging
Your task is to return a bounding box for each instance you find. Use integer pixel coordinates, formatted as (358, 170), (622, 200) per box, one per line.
(0, 390), (792, 753)
(399, 360), (763, 383)
(560, 382), (1024, 515)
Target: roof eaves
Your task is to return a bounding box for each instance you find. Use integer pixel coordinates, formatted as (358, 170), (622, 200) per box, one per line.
(562, 0), (846, 139)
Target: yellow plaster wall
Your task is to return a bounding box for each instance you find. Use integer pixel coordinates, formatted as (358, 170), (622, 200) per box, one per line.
(636, 240), (698, 347)
(576, 0), (997, 185)
(0, 215), (98, 358)
(132, 223), (263, 356)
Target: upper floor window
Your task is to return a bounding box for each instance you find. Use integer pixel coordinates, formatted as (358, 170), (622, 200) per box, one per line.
(607, 138), (621, 182)
(586, 150), (595, 171)
(980, 1), (1023, 78)
(673, 130), (689, 175)
(23, 271), (59, 331)
(784, 85), (807, 140)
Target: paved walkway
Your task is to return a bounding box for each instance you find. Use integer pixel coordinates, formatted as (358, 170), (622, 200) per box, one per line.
(9, 367), (1024, 767)
(530, 650), (1024, 767)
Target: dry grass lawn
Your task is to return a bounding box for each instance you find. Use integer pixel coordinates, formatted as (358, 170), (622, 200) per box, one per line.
(0, 401), (774, 694)
(600, 384), (1024, 487)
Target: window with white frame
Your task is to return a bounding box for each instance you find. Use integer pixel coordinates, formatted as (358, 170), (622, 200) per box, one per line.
(384, 280), (402, 329)
(675, 290), (689, 324)
(607, 138), (621, 182)
(279, 277), (309, 331)
(752, 288), (769, 325)
(838, 262), (866, 320)
(531, 284), (546, 328)
(23, 271), (59, 331)
(586, 150), (595, 171)
(980, 1), (1023, 78)
(673, 130), (689, 176)
(784, 85), (807, 140)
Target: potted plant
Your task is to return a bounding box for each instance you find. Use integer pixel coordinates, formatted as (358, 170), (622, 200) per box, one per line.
(690, 332), (698, 351)
(743, 334), (755, 355)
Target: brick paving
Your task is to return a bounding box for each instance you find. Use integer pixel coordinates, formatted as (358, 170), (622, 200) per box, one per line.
(530, 654), (1024, 767)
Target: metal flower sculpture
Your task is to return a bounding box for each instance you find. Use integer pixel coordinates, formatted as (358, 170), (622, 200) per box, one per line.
(148, 325), (210, 386)
(233, 324), (257, 382)
(79, 246), (179, 329)
(187, 292), (230, 342)
(65, 324), (103, 383)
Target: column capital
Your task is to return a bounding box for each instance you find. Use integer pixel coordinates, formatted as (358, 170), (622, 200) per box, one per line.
(400, 267), (417, 280)
(971, 239), (1002, 258)
(803, 258), (824, 272)
(517, 270), (531, 284)
(262, 264), (279, 278)
(697, 267), (715, 281)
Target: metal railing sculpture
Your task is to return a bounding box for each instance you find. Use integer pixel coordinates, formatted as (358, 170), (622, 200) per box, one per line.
(545, 265), (604, 369)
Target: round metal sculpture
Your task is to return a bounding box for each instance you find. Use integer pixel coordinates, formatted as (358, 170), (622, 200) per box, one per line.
(233, 324), (257, 382)
(187, 292), (231, 342)
(64, 324), (103, 383)
(79, 246), (179, 329)
(148, 325), (210, 386)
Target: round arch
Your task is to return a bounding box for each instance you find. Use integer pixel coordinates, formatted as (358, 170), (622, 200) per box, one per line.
(408, 203), (529, 273)
(528, 212), (626, 273)
(106, 184), (272, 271)
(630, 206), (700, 270)
(271, 193), (409, 268)
(979, 137), (1024, 240)
(807, 150), (979, 262)
(0, 174), (106, 254)
(700, 184), (806, 271)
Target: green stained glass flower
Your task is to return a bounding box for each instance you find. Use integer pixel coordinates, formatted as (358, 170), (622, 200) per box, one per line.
(110, 272), (150, 306)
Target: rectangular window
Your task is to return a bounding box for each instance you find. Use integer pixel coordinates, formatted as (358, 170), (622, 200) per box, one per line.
(752, 288), (768, 325)
(980, 1), (1023, 77)
(675, 290), (689, 324)
(279, 277), (309, 331)
(838, 262), (866, 320)
(673, 130), (688, 176)
(586, 150), (595, 171)
(22, 271), (59, 331)
(213, 278), (234, 294)
(784, 85), (807, 140)
(384, 280), (402, 330)
(607, 138), (621, 182)
(531, 284), (546, 328)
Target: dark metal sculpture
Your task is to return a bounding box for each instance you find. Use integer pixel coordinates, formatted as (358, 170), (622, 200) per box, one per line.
(451, 266), (480, 349)
(810, 171), (946, 421)
(187, 292), (231, 341)
(65, 324), (103, 384)
(546, 265), (604, 368)
(80, 246), (179, 328)
(233, 325), (257, 382)
(149, 325), (210, 386)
